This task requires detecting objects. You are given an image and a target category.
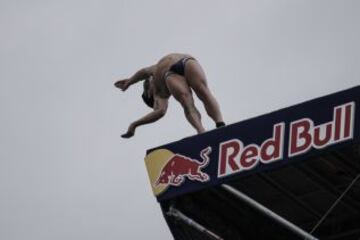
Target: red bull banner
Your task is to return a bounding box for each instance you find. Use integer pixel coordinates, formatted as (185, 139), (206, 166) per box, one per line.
(145, 86), (360, 202)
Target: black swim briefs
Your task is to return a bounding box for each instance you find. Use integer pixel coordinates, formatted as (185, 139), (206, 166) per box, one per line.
(165, 57), (195, 79)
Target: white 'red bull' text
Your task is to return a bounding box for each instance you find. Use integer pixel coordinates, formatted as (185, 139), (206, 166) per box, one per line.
(218, 102), (355, 178)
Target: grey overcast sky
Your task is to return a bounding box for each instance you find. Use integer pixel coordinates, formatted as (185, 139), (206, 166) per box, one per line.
(1, 0), (359, 239)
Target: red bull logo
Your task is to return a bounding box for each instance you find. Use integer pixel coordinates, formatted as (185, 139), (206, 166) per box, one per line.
(144, 86), (359, 201)
(145, 147), (211, 196)
(218, 102), (355, 178)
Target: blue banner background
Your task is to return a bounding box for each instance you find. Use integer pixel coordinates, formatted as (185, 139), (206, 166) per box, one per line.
(146, 86), (360, 202)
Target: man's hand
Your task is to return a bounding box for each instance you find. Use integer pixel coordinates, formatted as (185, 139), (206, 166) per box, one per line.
(121, 124), (136, 139)
(114, 79), (131, 91)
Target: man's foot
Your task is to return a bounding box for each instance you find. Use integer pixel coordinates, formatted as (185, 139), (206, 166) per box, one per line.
(216, 122), (226, 128)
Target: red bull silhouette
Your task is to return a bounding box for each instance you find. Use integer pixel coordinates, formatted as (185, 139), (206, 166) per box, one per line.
(155, 147), (212, 187)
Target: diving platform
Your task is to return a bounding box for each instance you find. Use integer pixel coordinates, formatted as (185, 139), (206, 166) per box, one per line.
(145, 86), (360, 240)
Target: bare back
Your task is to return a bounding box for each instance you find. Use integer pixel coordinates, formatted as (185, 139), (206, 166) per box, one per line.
(152, 53), (193, 98)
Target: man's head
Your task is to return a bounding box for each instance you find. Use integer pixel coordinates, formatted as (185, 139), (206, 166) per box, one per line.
(142, 77), (154, 108)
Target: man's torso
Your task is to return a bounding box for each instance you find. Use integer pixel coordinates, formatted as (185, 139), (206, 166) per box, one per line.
(152, 53), (193, 98)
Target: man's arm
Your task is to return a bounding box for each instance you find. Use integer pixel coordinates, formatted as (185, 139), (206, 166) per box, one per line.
(114, 65), (156, 91)
(121, 96), (168, 138)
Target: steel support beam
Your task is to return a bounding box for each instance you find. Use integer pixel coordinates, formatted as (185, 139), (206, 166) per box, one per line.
(222, 184), (319, 240)
(167, 206), (224, 240)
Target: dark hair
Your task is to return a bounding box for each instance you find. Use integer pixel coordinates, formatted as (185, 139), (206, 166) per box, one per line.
(142, 92), (154, 108)
(142, 78), (154, 108)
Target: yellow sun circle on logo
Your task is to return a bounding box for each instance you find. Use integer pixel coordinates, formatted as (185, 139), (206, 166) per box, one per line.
(144, 149), (174, 196)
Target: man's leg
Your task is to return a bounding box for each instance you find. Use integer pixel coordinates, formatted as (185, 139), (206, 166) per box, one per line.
(166, 74), (206, 134)
(184, 60), (225, 127)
